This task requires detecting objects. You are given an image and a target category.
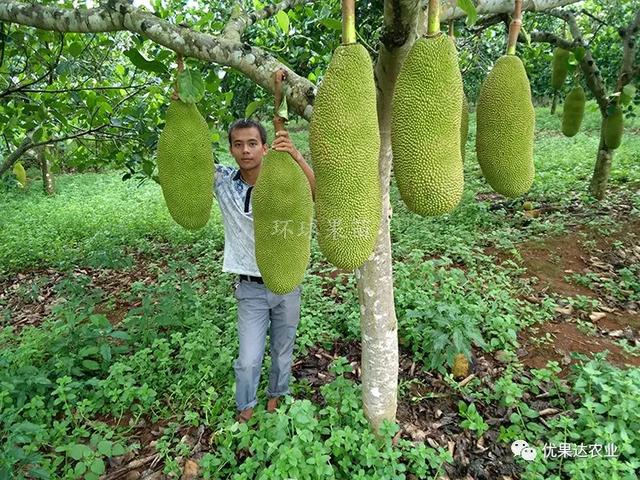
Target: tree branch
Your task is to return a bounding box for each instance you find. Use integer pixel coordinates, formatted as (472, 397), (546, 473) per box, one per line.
(545, 8), (608, 112)
(222, 0), (310, 41)
(0, 31), (64, 99)
(615, 10), (640, 93)
(0, 124), (112, 176)
(5, 82), (154, 95)
(0, 1), (316, 118)
(435, 0), (581, 23)
(528, 31), (575, 50)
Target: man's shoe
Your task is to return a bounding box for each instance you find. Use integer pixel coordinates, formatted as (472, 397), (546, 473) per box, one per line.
(236, 407), (254, 423)
(266, 396), (280, 413)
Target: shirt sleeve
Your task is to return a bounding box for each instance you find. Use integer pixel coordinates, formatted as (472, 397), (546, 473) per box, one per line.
(214, 164), (236, 197)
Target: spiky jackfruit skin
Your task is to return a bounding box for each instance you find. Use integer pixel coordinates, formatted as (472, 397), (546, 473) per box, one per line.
(309, 43), (381, 270)
(461, 95), (469, 161)
(603, 108), (624, 149)
(13, 162), (27, 188)
(551, 48), (570, 90)
(157, 99), (214, 230)
(561, 86), (585, 137)
(252, 151), (313, 294)
(391, 34), (464, 216)
(476, 55), (535, 198)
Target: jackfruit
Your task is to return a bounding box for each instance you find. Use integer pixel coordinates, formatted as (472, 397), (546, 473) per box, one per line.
(157, 99), (214, 230)
(452, 353), (470, 379)
(476, 55), (535, 198)
(309, 43), (381, 270)
(603, 108), (624, 149)
(551, 48), (570, 90)
(561, 86), (585, 137)
(461, 95), (469, 161)
(252, 150), (313, 294)
(13, 162), (27, 188)
(391, 33), (464, 216)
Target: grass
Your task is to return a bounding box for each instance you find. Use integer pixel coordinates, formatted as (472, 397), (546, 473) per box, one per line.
(1, 103), (639, 479)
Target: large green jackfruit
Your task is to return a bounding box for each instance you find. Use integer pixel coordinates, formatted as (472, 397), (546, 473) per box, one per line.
(461, 95), (469, 161)
(157, 99), (214, 230)
(603, 108), (624, 149)
(476, 55), (535, 198)
(309, 43), (381, 270)
(551, 48), (570, 90)
(391, 34), (464, 216)
(561, 86), (585, 137)
(252, 150), (313, 294)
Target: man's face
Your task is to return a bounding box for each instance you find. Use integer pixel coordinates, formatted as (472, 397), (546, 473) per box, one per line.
(229, 127), (267, 172)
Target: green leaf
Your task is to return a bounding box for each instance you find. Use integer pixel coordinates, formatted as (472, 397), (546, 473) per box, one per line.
(319, 18), (341, 31)
(90, 458), (105, 475)
(621, 85), (636, 105)
(68, 42), (84, 57)
(79, 346), (99, 357)
(277, 95), (289, 120)
(177, 68), (205, 104)
(245, 99), (263, 118)
(109, 331), (131, 340)
(100, 344), (112, 362)
(275, 11), (290, 34)
(123, 48), (167, 74)
(111, 444), (126, 456)
(520, 25), (531, 47)
(69, 444), (85, 461)
(82, 360), (100, 371)
(456, 0), (477, 26)
(74, 461), (87, 476)
(573, 46), (586, 62)
(97, 440), (112, 456)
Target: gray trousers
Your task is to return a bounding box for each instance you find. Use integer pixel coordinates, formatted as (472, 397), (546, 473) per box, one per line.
(233, 279), (301, 411)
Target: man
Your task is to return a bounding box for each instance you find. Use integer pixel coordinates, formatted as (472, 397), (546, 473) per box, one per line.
(214, 119), (315, 423)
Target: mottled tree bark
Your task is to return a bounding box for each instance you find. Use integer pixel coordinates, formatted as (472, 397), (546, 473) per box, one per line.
(39, 146), (55, 196)
(590, 134), (613, 201)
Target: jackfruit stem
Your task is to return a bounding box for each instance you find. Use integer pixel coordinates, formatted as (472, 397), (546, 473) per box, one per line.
(506, 0), (523, 55)
(426, 0), (440, 37)
(341, 0), (356, 45)
(273, 69), (286, 132)
(172, 54), (185, 101)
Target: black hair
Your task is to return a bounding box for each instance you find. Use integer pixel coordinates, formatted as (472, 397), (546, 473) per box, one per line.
(227, 119), (268, 146)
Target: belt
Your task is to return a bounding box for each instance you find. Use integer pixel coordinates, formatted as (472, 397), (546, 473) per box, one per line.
(239, 274), (263, 284)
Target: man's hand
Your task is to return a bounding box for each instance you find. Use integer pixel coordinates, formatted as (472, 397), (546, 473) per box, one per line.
(271, 130), (316, 201)
(271, 130), (304, 163)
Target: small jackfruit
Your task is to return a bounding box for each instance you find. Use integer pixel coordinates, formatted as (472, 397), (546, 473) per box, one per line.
(561, 86), (586, 137)
(157, 99), (214, 230)
(476, 55), (535, 198)
(309, 43), (381, 270)
(452, 353), (470, 379)
(13, 162), (27, 188)
(391, 34), (464, 216)
(252, 150), (313, 294)
(461, 95), (469, 161)
(551, 48), (570, 90)
(603, 108), (624, 150)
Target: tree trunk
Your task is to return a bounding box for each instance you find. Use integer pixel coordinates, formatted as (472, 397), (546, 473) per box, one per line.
(550, 91), (558, 114)
(356, 0), (422, 434)
(39, 146), (55, 195)
(589, 129), (613, 200)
